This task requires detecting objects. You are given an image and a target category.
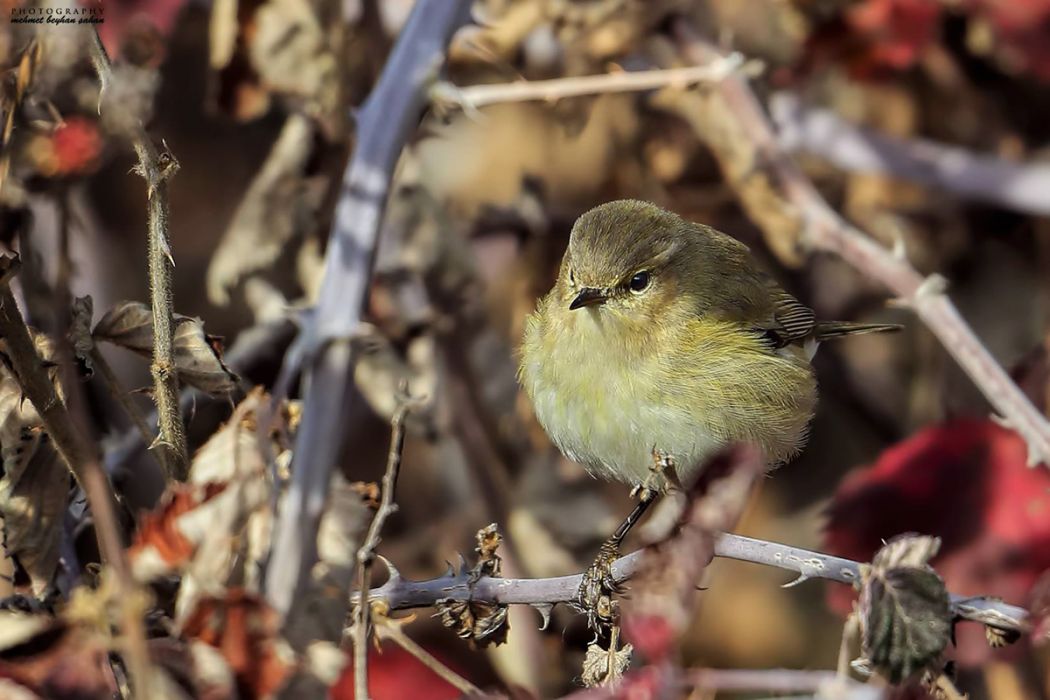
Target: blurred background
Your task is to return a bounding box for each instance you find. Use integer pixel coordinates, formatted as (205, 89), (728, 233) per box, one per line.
(3, 0), (1050, 697)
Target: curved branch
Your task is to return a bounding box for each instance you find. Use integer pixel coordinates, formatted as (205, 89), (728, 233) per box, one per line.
(669, 24), (1050, 467)
(771, 92), (1050, 218)
(264, 0), (473, 618)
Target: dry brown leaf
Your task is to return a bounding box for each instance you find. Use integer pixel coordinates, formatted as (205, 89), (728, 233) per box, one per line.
(209, 0), (341, 130)
(129, 390), (274, 624)
(92, 301), (238, 396)
(176, 389), (273, 620)
(69, 296), (94, 377)
(436, 524), (509, 647)
(250, 0), (340, 130)
(205, 114), (321, 306)
(581, 639), (633, 688)
(0, 335), (68, 595)
(209, 0), (239, 71)
(859, 535), (952, 684)
(0, 611), (52, 650)
(188, 639), (237, 699)
(128, 483), (228, 582)
(181, 589), (293, 700)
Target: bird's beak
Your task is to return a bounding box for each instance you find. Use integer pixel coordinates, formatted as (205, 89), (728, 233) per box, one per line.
(569, 287), (608, 310)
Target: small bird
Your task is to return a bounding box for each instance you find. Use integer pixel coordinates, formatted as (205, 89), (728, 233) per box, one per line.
(520, 199), (899, 491)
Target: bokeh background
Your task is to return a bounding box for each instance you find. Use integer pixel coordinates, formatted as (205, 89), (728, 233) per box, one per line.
(4, 0), (1050, 697)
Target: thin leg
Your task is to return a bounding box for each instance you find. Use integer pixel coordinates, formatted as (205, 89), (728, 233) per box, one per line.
(610, 487), (658, 546)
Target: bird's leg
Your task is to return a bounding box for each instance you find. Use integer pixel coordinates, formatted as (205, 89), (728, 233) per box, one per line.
(575, 450), (675, 631)
(575, 488), (658, 631)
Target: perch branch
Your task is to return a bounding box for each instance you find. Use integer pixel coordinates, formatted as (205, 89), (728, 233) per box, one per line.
(672, 25), (1050, 467)
(264, 0), (472, 618)
(369, 532), (1030, 634)
(0, 257), (154, 696)
(352, 398), (412, 700)
(88, 29), (187, 480)
(430, 54), (748, 111)
(770, 92), (1050, 218)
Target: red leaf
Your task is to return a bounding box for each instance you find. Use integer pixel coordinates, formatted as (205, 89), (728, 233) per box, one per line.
(799, 0), (941, 80)
(847, 0), (941, 70)
(824, 419), (1050, 665)
(969, 0), (1050, 81)
(328, 644), (469, 700)
(49, 118), (102, 176)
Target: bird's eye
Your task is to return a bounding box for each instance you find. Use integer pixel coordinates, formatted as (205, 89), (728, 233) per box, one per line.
(569, 269), (576, 285)
(629, 271), (650, 293)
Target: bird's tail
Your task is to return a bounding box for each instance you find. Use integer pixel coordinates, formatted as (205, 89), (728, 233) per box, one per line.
(814, 321), (902, 341)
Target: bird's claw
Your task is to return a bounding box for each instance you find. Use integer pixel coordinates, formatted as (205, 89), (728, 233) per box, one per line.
(575, 540), (622, 632)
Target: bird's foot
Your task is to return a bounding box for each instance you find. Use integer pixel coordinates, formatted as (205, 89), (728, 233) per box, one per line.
(632, 449), (679, 498)
(575, 539), (622, 632)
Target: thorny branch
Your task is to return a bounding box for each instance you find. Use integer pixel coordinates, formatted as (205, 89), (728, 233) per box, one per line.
(264, 0), (472, 618)
(0, 257), (154, 696)
(430, 55), (750, 112)
(368, 532), (1030, 635)
(87, 29), (188, 481)
(672, 24), (1050, 467)
(352, 395), (414, 700)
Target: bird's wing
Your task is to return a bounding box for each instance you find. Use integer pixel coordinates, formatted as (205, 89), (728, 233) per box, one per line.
(759, 277), (816, 349)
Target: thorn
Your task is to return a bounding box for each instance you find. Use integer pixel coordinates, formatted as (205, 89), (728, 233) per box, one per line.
(781, 573), (810, 589)
(148, 436), (174, 452)
(891, 231), (907, 261)
(532, 603), (554, 631)
(443, 561), (455, 578)
(914, 273), (949, 302)
(456, 552), (468, 576)
(161, 240), (175, 268)
(375, 555), (401, 583)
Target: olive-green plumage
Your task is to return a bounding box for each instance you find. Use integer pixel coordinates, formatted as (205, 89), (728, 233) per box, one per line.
(519, 200), (898, 486)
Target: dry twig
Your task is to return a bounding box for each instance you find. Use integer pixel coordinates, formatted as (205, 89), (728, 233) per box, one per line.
(372, 612), (482, 696)
(671, 25), (1050, 467)
(430, 54), (748, 112)
(87, 30), (188, 480)
(0, 257), (154, 696)
(264, 0), (472, 617)
(352, 396), (413, 700)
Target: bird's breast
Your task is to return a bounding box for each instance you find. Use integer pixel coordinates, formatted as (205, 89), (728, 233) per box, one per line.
(521, 306), (724, 485)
